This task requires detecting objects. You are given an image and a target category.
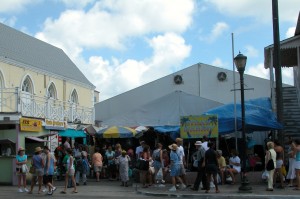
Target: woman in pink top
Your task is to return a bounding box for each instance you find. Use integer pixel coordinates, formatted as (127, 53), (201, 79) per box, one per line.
(92, 148), (103, 182)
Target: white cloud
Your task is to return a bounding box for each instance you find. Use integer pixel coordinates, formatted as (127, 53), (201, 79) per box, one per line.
(212, 58), (225, 67)
(33, 0), (194, 100)
(286, 27), (296, 38)
(245, 63), (294, 86)
(201, 22), (229, 43)
(205, 0), (299, 23)
(58, 0), (96, 8)
(70, 33), (191, 101)
(246, 63), (269, 79)
(0, 0), (40, 13)
(35, 0), (194, 56)
(245, 45), (258, 58)
(281, 67), (294, 85)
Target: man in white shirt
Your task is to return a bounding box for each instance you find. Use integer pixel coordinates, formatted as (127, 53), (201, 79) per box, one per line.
(135, 140), (145, 159)
(201, 136), (209, 151)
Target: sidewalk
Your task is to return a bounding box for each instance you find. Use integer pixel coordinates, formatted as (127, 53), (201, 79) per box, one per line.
(135, 183), (300, 199)
(2, 178), (300, 199)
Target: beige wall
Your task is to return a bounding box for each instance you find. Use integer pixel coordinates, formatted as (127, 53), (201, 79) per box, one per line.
(0, 61), (94, 108)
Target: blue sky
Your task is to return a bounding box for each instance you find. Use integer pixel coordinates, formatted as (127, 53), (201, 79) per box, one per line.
(0, 0), (298, 101)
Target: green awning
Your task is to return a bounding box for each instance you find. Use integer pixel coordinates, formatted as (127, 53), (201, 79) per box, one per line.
(59, 129), (86, 138)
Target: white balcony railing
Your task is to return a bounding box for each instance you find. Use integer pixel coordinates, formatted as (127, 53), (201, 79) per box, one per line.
(0, 88), (94, 124)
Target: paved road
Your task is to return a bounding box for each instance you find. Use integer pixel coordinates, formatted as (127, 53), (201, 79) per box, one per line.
(2, 179), (300, 199)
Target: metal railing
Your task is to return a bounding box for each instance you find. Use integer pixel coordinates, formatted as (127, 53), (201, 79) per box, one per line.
(0, 88), (94, 124)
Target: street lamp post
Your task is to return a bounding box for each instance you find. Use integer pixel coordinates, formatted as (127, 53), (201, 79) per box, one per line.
(234, 52), (252, 192)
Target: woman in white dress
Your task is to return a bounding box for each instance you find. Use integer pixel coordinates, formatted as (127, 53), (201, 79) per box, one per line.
(119, 150), (130, 187)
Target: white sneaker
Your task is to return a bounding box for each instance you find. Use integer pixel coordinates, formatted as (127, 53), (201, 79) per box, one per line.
(24, 188), (29, 192)
(169, 186), (176, 192)
(161, 180), (165, 184)
(42, 188), (47, 193)
(180, 184), (186, 190)
(18, 188), (23, 193)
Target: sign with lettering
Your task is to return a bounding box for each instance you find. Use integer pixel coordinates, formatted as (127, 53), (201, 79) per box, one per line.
(180, 115), (218, 139)
(20, 118), (42, 132)
(45, 119), (65, 130)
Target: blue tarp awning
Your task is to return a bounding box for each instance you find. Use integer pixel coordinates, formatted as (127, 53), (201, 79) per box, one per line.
(59, 129), (86, 138)
(154, 126), (180, 141)
(154, 98), (283, 138)
(204, 97), (283, 135)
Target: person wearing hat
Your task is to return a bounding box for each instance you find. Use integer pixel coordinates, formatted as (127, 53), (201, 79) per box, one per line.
(29, 146), (45, 194)
(175, 138), (187, 186)
(168, 143), (186, 192)
(119, 150), (131, 187)
(191, 141), (207, 191)
(16, 147), (29, 193)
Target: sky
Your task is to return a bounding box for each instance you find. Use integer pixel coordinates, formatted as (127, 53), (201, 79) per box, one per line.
(0, 0), (299, 101)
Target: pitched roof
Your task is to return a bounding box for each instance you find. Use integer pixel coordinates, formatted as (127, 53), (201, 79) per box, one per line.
(0, 23), (94, 88)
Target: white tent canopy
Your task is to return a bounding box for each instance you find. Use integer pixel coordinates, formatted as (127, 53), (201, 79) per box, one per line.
(101, 90), (223, 127)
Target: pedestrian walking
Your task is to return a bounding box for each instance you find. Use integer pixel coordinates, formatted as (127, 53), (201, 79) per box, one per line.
(43, 146), (56, 195)
(61, 148), (77, 194)
(28, 147), (44, 194)
(203, 142), (219, 193)
(16, 147), (29, 193)
(190, 141), (207, 191)
(292, 139), (300, 190)
(274, 140), (285, 189)
(168, 144), (186, 192)
(265, 141), (276, 191)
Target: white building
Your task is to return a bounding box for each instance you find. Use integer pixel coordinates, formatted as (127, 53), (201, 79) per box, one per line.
(95, 63), (276, 125)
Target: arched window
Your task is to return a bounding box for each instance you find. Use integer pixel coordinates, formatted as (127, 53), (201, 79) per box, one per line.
(70, 89), (78, 104)
(47, 83), (57, 99)
(22, 76), (33, 94)
(20, 75), (34, 116)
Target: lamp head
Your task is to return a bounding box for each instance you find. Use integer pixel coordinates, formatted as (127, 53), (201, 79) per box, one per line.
(234, 52), (247, 72)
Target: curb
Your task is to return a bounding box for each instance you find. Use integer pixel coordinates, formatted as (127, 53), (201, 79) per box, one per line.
(136, 189), (300, 199)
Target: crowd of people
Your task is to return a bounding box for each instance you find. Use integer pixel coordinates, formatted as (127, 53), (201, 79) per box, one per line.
(14, 136), (300, 195)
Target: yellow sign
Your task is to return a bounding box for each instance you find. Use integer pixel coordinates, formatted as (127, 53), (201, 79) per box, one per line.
(45, 119), (64, 127)
(20, 118), (42, 132)
(180, 115), (218, 139)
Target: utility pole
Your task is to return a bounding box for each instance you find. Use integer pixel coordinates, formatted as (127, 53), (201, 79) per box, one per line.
(272, 0), (284, 144)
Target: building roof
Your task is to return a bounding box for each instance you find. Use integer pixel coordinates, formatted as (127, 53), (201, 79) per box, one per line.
(0, 23), (94, 88)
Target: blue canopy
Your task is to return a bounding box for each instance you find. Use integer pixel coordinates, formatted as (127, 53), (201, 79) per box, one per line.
(59, 129), (86, 138)
(154, 126), (180, 141)
(204, 97), (283, 135)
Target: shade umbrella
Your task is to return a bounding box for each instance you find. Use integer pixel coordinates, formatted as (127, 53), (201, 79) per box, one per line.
(134, 126), (148, 138)
(96, 126), (137, 138)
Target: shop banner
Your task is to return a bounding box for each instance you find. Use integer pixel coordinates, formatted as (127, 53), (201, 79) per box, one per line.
(180, 115), (218, 138)
(20, 118), (42, 132)
(45, 119), (66, 130)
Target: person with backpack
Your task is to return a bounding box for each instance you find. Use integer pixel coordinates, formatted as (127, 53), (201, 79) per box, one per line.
(152, 143), (164, 183)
